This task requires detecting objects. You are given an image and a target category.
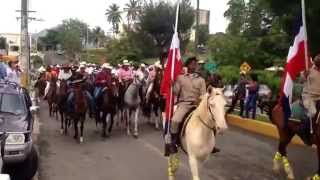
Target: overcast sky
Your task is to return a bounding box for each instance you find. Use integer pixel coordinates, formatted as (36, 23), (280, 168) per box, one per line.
(0, 0), (229, 34)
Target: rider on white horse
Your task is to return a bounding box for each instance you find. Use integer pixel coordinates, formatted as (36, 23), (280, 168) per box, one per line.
(166, 57), (206, 156)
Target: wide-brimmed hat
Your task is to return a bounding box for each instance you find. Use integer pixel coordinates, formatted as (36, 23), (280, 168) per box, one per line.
(101, 63), (112, 69)
(154, 61), (162, 69)
(79, 64), (86, 69)
(38, 66), (46, 72)
(198, 60), (205, 64)
(140, 63), (146, 68)
(123, 60), (130, 66)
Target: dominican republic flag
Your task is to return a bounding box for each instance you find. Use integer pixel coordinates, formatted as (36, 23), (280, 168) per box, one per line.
(160, 31), (183, 136)
(279, 8), (311, 126)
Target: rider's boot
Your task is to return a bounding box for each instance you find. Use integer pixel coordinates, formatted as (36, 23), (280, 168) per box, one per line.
(165, 133), (179, 157)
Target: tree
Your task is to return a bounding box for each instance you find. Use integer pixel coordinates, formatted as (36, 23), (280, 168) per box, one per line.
(125, 0), (141, 30)
(224, 0), (247, 35)
(267, 0), (320, 56)
(138, 0), (194, 63)
(198, 25), (209, 45)
(92, 26), (106, 48)
(105, 4), (122, 35)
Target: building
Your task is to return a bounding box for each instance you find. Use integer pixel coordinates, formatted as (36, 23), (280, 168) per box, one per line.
(0, 33), (35, 56)
(190, 9), (210, 41)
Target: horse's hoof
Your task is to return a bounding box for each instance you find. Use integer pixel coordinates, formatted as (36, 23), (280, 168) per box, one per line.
(168, 175), (175, 180)
(133, 132), (139, 138)
(60, 129), (64, 135)
(80, 137), (83, 143)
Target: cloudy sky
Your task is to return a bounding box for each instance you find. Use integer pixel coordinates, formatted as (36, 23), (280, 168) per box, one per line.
(0, 0), (229, 34)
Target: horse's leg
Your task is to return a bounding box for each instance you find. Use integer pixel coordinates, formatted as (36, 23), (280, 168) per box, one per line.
(73, 117), (78, 140)
(155, 107), (160, 130)
(48, 102), (52, 117)
(133, 107), (140, 138)
(102, 112), (107, 138)
(273, 131), (295, 179)
(60, 110), (64, 134)
(80, 115), (85, 143)
(65, 114), (69, 135)
(168, 153), (180, 180)
(188, 154), (200, 180)
(126, 109), (131, 136)
(108, 113), (114, 134)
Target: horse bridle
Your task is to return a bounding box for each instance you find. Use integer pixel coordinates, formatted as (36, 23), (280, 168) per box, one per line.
(198, 95), (216, 131)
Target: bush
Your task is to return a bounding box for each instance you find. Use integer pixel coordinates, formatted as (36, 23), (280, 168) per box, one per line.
(217, 65), (240, 85)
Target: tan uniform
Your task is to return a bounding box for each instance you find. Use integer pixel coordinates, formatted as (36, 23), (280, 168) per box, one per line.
(302, 66), (320, 117)
(171, 73), (206, 133)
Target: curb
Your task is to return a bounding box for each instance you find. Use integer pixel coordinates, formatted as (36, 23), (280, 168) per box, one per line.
(227, 114), (304, 146)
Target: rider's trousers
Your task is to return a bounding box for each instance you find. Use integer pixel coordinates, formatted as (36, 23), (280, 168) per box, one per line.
(170, 104), (195, 134)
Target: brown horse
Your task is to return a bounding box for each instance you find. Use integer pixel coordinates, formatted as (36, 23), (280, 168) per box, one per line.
(57, 80), (69, 134)
(72, 84), (88, 143)
(34, 73), (46, 98)
(97, 85), (117, 138)
(46, 77), (58, 117)
(270, 101), (320, 180)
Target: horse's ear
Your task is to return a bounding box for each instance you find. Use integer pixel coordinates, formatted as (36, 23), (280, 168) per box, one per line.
(207, 85), (213, 94)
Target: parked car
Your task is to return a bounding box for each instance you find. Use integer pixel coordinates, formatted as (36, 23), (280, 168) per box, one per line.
(0, 81), (38, 180)
(223, 85), (234, 107)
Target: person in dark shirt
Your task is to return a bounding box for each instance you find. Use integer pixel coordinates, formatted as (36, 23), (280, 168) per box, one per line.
(245, 73), (259, 119)
(227, 71), (247, 117)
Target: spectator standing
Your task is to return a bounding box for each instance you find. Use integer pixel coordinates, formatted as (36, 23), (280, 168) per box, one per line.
(227, 71), (247, 117)
(245, 73), (259, 119)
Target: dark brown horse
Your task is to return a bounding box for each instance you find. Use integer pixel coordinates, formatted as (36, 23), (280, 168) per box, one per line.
(57, 80), (69, 134)
(34, 73), (46, 98)
(270, 101), (320, 180)
(46, 77), (58, 117)
(72, 84), (88, 143)
(96, 85), (117, 138)
(142, 74), (165, 129)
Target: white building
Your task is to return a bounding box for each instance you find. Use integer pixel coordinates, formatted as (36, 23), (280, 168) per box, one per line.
(190, 9), (210, 41)
(0, 33), (35, 56)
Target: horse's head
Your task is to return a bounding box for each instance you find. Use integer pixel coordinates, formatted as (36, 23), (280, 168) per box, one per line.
(206, 86), (228, 133)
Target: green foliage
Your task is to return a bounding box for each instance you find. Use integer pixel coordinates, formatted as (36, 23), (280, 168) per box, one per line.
(105, 4), (122, 34)
(105, 36), (143, 65)
(138, 0), (194, 58)
(198, 25), (209, 45)
(254, 70), (281, 96)
(81, 49), (107, 64)
(217, 65), (240, 85)
(31, 55), (43, 68)
(125, 0), (141, 30)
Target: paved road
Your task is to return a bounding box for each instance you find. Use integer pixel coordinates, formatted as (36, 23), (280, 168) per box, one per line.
(37, 101), (316, 180)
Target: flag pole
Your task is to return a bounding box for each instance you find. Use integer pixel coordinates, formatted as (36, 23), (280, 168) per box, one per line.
(301, 0), (309, 70)
(301, 0), (313, 134)
(166, 0), (180, 136)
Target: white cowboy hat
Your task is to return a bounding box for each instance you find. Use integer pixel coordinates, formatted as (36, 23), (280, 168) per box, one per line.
(101, 63), (112, 69)
(123, 60), (130, 66)
(79, 64), (86, 68)
(38, 66), (46, 72)
(240, 70), (246, 75)
(198, 60), (205, 64)
(154, 61), (162, 69)
(80, 61), (87, 65)
(140, 63), (146, 68)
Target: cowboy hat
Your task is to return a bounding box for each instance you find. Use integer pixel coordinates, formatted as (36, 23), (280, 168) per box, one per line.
(198, 59), (205, 64)
(154, 61), (162, 69)
(123, 60), (130, 66)
(38, 66), (46, 72)
(101, 63), (112, 69)
(79, 64), (86, 68)
(140, 63), (146, 68)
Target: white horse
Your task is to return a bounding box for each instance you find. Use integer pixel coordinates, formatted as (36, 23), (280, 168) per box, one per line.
(168, 86), (228, 180)
(124, 75), (143, 137)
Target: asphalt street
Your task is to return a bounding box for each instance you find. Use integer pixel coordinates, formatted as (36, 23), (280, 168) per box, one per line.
(37, 101), (317, 180)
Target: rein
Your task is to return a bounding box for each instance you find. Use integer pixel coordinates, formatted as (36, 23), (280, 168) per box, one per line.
(198, 96), (216, 131)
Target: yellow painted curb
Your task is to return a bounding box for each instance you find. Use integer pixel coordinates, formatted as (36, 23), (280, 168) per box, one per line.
(227, 114), (304, 146)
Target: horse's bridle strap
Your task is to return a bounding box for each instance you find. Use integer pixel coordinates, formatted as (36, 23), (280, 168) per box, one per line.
(198, 96), (216, 131)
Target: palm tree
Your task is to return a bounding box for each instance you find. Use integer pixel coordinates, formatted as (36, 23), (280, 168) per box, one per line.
(105, 4), (122, 35)
(124, 0), (141, 30)
(92, 26), (106, 48)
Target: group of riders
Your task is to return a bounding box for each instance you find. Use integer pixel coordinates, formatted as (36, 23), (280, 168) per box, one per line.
(35, 54), (320, 154)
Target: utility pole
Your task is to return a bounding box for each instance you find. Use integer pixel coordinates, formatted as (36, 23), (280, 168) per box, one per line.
(20, 0), (30, 88)
(195, 0), (199, 56)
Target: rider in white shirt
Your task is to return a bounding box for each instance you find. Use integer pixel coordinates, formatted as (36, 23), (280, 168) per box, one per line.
(5, 59), (20, 84)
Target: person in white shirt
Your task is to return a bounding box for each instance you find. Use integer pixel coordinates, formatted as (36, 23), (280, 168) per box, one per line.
(6, 59), (20, 84)
(58, 65), (72, 81)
